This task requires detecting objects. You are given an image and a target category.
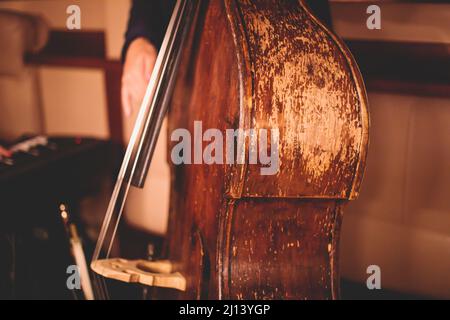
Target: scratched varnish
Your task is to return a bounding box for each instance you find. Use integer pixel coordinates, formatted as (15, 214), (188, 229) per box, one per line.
(163, 0), (369, 300)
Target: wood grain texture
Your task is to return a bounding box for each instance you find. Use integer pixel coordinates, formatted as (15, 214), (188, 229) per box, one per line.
(166, 0), (240, 299)
(162, 0), (369, 300)
(235, 0), (369, 199)
(224, 199), (344, 299)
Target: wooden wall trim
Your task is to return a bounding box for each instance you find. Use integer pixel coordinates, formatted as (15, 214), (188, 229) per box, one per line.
(26, 30), (123, 144)
(346, 40), (450, 97)
(104, 62), (124, 145)
(25, 31), (449, 144)
(37, 29), (106, 59)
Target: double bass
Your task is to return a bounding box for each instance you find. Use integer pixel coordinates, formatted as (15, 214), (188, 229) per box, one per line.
(91, 0), (369, 300)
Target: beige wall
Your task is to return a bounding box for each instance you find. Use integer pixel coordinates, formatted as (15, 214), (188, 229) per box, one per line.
(341, 93), (450, 298)
(331, 3), (450, 298)
(38, 67), (110, 138)
(0, 0), (131, 140)
(331, 3), (450, 43)
(0, 0), (106, 29)
(105, 0), (131, 59)
(0, 69), (43, 140)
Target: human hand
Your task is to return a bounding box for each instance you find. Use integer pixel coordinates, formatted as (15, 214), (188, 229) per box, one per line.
(0, 146), (11, 158)
(121, 37), (158, 117)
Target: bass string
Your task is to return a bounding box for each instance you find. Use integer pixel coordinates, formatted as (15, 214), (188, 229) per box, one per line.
(90, 0), (192, 300)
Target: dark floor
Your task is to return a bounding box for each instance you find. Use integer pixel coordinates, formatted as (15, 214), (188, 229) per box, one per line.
(340, 279), (434, 300)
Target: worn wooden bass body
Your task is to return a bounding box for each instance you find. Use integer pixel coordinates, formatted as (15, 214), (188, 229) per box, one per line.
(91, 0), (369, 300)
(165, 0), (369, 299)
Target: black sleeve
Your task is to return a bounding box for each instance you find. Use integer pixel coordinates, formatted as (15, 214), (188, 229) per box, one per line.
(121, 0), (176, 62)
(122, 0), (331, 62)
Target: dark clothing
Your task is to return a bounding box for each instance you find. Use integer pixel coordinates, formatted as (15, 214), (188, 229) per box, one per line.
(122, 0), (331, 61)
(122, 0), (176, 61)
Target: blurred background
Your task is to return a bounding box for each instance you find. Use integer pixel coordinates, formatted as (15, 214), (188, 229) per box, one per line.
(0, 0), (448, 299)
